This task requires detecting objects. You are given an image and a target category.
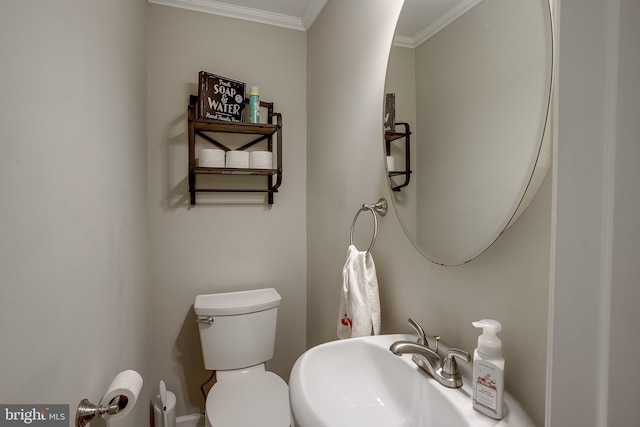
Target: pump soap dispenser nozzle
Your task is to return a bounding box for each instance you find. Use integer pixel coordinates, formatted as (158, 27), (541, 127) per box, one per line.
(472, 319), (502, 359)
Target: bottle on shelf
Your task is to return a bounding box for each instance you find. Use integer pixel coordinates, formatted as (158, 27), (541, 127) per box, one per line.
(249, 86), (260, 123)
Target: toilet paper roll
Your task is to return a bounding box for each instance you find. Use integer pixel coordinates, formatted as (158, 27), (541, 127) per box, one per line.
(386, 156), (395, 172)
(199, 148), (225, 167)
(100, 370), (143, 420)
(226, 150), (249, 168)
(249, 151), (273, 169)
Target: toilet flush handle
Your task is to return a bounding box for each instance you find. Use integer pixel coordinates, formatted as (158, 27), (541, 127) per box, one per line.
(196, 316), (214, 325)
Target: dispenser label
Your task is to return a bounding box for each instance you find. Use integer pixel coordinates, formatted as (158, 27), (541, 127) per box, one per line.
(0, 405), (68, 426)
(475, 375), (498, 412)
(473, 362), (499, 415)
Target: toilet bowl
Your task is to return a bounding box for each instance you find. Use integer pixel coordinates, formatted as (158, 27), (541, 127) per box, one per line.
(195, 288), (292, 427)
(205, 369), (290, 427)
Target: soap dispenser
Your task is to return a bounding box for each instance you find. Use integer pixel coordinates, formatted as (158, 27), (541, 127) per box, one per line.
(472, 319), (505, 419)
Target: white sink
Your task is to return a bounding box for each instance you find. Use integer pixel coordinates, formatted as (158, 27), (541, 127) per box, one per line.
(289, 334), (534, 427)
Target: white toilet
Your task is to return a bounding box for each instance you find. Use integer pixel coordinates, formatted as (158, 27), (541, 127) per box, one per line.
(194, 288), (292, 427)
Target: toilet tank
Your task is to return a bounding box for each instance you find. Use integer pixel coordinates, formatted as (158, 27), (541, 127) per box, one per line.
(194, 288), (281, 371)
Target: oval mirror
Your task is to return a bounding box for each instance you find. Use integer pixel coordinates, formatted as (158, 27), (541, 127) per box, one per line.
(384, 0), (553, 265)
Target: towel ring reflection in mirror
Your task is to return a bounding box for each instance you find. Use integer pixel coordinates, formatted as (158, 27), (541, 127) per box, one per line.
(349, 199), (388, 253)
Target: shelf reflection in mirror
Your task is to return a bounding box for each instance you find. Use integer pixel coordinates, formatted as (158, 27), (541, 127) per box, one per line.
(384, 0), (553, 265)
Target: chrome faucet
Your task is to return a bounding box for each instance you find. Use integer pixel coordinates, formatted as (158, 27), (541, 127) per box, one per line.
(389, 318), (471, 389)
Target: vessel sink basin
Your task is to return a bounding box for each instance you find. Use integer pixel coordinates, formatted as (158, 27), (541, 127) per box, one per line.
(289, 334), (534, 427)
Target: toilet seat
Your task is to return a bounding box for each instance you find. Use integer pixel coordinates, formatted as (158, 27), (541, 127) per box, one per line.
(206, 371), (291, 427)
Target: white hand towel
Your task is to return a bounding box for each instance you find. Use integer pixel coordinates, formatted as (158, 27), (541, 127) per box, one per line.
(337, 244), (381, 339)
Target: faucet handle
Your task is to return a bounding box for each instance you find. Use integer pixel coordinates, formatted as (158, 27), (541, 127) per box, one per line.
(407, 318), (440, 351)
(442, 348), (472, 377)
(407, 318), (427, 346)
(409, 318), (440, 353)
(432, 335), (441, 353)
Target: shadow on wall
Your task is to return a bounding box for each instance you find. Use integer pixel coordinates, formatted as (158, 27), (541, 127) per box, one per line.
(164, 108), (189, 211)
(175, 306), (210, 411)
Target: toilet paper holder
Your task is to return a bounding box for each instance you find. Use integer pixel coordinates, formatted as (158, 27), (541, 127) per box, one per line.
(75, 395), (124, 427)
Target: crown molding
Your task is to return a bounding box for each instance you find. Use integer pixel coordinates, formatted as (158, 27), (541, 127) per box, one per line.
(394, 0), (483, 48)
(302, 0), (328, 30)
(149, 0), (327, 31)
(392, 35), (415, 49)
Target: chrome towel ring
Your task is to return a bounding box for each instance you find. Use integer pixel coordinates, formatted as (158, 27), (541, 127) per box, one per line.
(349, 198), (388, 253)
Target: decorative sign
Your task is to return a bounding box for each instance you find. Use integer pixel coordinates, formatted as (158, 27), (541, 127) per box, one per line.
(384, 93), (396, 132)
(198, 71), (246, 122)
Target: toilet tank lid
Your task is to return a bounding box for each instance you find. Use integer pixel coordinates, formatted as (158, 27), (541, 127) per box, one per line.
(195, 288), (281, 316)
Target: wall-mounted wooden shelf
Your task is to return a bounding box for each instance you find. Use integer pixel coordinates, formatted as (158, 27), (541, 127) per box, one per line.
(385, 122), (411, 191)
(187, 95), (282, 205)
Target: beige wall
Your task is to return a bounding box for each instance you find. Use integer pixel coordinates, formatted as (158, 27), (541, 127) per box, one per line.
(607, 1), (640, 421)
(146, 4), (307, 417)
(307, 2), (550, 425)
(0, 1), (150, 426)
(548, 0), (640, 425)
